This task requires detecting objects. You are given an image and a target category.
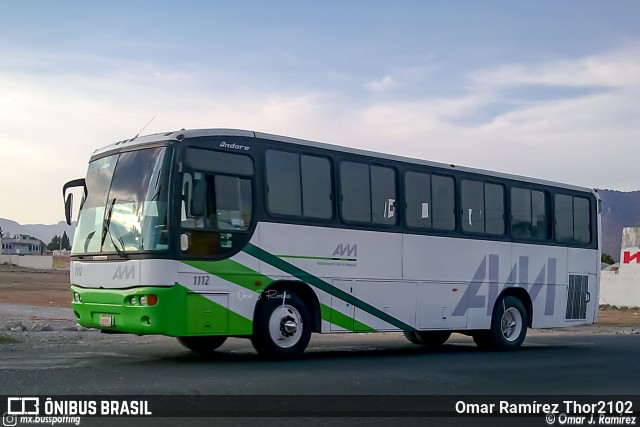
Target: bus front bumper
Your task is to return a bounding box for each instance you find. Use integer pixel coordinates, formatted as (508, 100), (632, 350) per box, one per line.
(71, 284), (253, 337)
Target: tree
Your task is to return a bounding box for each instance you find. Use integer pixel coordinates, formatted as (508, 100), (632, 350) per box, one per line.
(61, 231), (71, 251)
(47, 235), (61, 252)
(601, 253), (615, 265)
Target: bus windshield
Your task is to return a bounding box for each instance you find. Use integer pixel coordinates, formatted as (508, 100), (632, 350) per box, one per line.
(72, 146), (172, 255)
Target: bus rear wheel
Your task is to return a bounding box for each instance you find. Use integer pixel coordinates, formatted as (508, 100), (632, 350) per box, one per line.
(475, 295), (528, 351)
(177, 336), (227, 356)
(404, 331), (451, 347)
(403, 331), (422, 344)
(251, 290), (312, 359)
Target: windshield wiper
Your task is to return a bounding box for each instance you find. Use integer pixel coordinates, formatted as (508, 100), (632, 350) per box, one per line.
(101, 198), (116, 248)
(101, 198), (128, 258)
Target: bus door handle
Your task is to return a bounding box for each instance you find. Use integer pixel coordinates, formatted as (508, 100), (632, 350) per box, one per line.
(585, 292), (591, 303)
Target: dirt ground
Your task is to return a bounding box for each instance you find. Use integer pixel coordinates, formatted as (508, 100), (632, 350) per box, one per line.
(0, 263), (639, 325)
(0, 264), (71, 307)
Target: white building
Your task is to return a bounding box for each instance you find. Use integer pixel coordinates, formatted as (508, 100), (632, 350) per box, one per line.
(0, 233), (43, 255)
(599, 227), (640, 307)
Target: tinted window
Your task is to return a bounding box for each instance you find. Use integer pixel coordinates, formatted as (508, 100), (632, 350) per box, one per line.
(213, 175), (252, 231)
(555, 195), (591, 244)
(485, 183), (505, 235)
(461, 180), (484, 233)
(266, 151), (301, 216)
(554, 194), (574, 242)
(266, 151), (334, 219)
(432, 175), (455, 230)
(511, 187), (532, 238)
(371, 166), (397, 225)
(405, 172), (432, 228)
(531, 190), (549, 239)
(179, 169), (253, 258)
(340, 162), (371, 222)
(301, 155), (333, 219)
(461, 180), (504, 235)
(186, 148), (253, 176)
(574, 197), (591, 244)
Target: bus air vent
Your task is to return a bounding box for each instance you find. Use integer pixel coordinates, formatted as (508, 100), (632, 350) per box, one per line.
(565, 275), (589, 320)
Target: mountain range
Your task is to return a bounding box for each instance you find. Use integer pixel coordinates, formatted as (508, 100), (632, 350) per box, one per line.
(597, 189), (640, 261)
(0, 218), (75, 246)
(0, 189), (638, 260)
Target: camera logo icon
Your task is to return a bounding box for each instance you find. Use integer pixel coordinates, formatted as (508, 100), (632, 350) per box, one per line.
(2, 412), (17, 427)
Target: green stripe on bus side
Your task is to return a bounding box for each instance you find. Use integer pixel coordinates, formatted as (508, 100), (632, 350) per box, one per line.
(244, 243), (417, 332)
(183, 259), (270, 292)
(277, 255), (357, 262)
(181, 259), (378, 332)
(320, 304), (376, 332)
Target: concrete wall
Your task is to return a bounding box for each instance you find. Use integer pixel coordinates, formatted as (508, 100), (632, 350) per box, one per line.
(600, 271), (640, 307)
(1, 255), (54, 270)
(53, 256), (70, 269)
(599, 227), (640, 307)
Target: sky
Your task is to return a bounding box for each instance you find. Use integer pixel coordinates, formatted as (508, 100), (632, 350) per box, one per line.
(1, 1), (639, 224)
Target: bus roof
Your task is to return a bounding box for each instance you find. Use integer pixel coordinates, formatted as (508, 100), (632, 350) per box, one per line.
(92, 128), (596, 194)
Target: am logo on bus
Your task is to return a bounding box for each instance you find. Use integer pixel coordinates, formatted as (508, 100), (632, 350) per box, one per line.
(333, 244), (357, 258)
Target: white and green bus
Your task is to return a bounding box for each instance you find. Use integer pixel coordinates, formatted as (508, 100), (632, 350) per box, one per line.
(63, 129), (601, 358)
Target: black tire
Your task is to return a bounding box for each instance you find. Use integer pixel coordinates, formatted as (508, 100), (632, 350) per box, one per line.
(471, 331), (494, 349)
(251, 290), (312, 359)
(177, 336), (227, 356)
(415, 331), (451, 347)
(403, 331), (422, 344)
(475, 295), (528, 351)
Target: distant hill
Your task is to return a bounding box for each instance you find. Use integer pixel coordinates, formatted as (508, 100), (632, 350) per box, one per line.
(598, 189), (640, 261)
(0, 218), (75, 245)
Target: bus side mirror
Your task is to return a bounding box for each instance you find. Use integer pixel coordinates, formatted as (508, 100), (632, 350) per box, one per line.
(191, 180), (205, 217)
(65, 193), (74, 225)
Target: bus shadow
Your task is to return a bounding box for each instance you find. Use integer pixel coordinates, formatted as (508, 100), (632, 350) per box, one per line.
(151, 340), (564, 364)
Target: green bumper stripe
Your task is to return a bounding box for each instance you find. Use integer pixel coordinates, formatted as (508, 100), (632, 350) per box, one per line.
(183, 259), (271, 292)
(71, 284), (253, 336)
(245, 243), (417, 332)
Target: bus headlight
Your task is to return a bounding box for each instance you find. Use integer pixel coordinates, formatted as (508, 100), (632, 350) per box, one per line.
(128, 294), (157, 306)
(73, 293), (82, 303)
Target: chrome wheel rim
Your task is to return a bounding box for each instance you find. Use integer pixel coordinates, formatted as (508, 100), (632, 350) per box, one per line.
(501, 307), (523, 342)
(268, 305), (303, 348)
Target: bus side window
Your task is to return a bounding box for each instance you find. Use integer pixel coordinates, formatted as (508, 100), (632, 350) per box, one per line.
(405, 171), (431, 229)
(181, 173), (193, 222)
(181, 172), (208, 228)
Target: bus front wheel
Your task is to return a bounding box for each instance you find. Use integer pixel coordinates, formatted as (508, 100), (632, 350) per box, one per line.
(474, 295), (528, 351)
(251, 290), (312, 359)
(177, 336), (227, 356)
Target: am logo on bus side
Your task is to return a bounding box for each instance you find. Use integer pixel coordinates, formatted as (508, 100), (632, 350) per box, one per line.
(333, 244), (357, 258)
(453, 255), (559, 317)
